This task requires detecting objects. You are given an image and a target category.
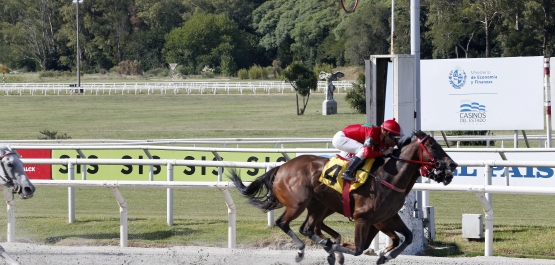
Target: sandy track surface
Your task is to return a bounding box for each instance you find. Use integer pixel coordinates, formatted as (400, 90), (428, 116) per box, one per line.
(0, 243), (554, 265)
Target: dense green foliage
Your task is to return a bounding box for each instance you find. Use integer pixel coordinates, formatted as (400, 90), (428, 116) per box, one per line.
(1, 0), (554, 74)
(345, 73), (367, 114)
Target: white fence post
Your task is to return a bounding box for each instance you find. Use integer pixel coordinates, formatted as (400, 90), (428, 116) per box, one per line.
(108, 186), (128, 247)
(1, 187), (15, 242)
(68, 162), (75, 223)
(167, 162), (174, 226)
(220, 188), (236, 248)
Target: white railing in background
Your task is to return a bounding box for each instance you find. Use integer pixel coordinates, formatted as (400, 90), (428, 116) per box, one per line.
(0, 81), (355, 96)
(2, 157), (554, 257)
(3, 134), (555, 149)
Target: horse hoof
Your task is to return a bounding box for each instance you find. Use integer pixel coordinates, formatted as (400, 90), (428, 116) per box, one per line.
(336, 252), (345, 265)
(295, 252), (304, 263)
(376, 256), (387, 265)
(326, 254), (336, 265)
(364, 248), (376, 256)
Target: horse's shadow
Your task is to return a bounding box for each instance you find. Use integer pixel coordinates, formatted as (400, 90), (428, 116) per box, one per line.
(37, 218), (230, 244)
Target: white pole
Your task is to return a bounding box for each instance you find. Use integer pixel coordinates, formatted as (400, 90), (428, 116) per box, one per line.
(167, 163), (174, 226)
(109, 187), (128, 247)
(410, 0), (425, 235)
(220, 188), (237, 248)
(68, 162), (75, 223)
(391, 0), (395, 54)
(1, 187), (15, 242)
(545, 58), (552, 148)
(75, 0), (81, 88)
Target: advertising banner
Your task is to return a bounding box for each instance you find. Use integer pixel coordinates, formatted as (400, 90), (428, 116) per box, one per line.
(447, 151), (555, 187)
(17, 149), (52, 179)
(52, 150), (290, 181)
(421, 57), (544, 130)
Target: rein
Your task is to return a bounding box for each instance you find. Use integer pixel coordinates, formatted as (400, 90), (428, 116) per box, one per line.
(366, 171), (406, 193)
(372, 135), (438, 193)
(390, 135), (438, 177)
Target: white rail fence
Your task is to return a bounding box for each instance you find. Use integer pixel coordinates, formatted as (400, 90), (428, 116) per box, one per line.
(4, 133), (555, 150)
(2, 157), (554, 257)
(0, 81), (355, 96)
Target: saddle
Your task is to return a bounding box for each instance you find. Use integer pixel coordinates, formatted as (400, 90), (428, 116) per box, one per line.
(318, 157), (375, 218)
(318, 156), (374, 193)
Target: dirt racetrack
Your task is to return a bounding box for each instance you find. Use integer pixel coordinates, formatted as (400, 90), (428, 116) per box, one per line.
(1, 243), (555, 265)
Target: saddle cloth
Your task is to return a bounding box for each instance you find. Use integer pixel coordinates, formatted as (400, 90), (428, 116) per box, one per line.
(318, 157), (374, 193)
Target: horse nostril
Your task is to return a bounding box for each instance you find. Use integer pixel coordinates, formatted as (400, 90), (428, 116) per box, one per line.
(24, 187), (35, 195)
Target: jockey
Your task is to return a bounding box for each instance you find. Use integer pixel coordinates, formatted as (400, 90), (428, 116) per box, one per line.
(332, 118), (402, 182)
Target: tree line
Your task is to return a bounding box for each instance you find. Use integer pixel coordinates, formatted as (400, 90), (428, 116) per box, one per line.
(1, 0), (554, 75)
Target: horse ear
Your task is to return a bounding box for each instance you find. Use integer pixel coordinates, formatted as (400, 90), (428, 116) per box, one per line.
(397, 135), (413, 149)
(413, 130), (426, 139)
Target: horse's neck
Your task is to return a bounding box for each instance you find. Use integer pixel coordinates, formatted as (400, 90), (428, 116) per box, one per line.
(387, 143), (422, 191)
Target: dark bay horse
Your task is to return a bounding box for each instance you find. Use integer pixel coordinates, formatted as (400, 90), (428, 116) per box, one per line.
(228, 131), (457, 265)
(0, 146), (36, 265)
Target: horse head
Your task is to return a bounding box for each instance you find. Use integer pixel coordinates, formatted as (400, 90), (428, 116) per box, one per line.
(397, 131), (458, 186)
(0, 147), (35, 199)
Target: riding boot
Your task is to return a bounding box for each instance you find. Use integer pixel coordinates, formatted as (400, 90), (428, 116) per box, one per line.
(341, 156), (364, 182)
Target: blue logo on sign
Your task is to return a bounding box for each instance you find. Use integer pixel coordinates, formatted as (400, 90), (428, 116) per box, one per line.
(449, 69), (467, 89)
(460, 101), (486, 112)
(459, 100), (486, 123)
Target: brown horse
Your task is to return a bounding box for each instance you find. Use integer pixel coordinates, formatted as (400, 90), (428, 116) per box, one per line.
(228, 131), (457, 265)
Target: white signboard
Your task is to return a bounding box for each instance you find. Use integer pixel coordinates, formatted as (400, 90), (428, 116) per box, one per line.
(421, 57), (544, 130)
(447, 151), (555, 187)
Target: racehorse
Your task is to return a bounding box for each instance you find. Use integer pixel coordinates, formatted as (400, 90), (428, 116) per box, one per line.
(228, 131), (457, 265)
(0, 146), (36, 265)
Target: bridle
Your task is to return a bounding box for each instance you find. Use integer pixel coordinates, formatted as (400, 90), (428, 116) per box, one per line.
(372, 135), (441, 193)
(0, 152), (20, 193)
(391, 135), (439, 179)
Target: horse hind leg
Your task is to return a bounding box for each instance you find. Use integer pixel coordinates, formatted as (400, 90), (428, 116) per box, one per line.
(319, 221), (346, 265)
(275, 209), (307, 262)
(299, 205), (341, 265)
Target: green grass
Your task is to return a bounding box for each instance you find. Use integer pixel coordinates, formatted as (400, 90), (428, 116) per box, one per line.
(1, 93), (361, 140)
(0, 90), (554, 259)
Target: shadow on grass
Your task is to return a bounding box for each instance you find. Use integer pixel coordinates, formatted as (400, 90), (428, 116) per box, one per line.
(424, 240), (463, 257)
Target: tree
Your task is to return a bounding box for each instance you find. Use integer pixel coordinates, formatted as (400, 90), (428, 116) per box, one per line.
(282, 62), (318, 115)
(0, 0), (64, 70)
(163, 13), (256, 74)
(252, 0), (340, 67)
(334, 0), (391, 64)
(345, 74), (366, 114)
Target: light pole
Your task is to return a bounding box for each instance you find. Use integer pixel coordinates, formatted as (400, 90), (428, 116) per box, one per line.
(73, 0), (84, 89)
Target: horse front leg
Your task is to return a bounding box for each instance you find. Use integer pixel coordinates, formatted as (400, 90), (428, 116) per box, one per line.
(333, 218), (372, 256)
(366, 222), (400, 256)
(375, 214), (412, 265)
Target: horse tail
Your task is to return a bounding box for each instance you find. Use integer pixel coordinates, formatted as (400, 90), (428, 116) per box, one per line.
(227, 167), (283, 212)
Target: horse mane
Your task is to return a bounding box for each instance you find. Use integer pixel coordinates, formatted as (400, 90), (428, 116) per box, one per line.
(0, 146), (12, 156)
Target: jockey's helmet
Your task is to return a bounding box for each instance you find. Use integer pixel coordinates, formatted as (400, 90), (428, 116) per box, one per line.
(381, 118), (401, 136)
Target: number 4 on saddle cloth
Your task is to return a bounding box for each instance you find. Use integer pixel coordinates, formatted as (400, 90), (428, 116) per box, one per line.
(319, 157), (374, 193)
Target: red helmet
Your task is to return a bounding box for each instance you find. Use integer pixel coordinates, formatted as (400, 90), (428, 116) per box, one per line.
(381, 118), (401, 136)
